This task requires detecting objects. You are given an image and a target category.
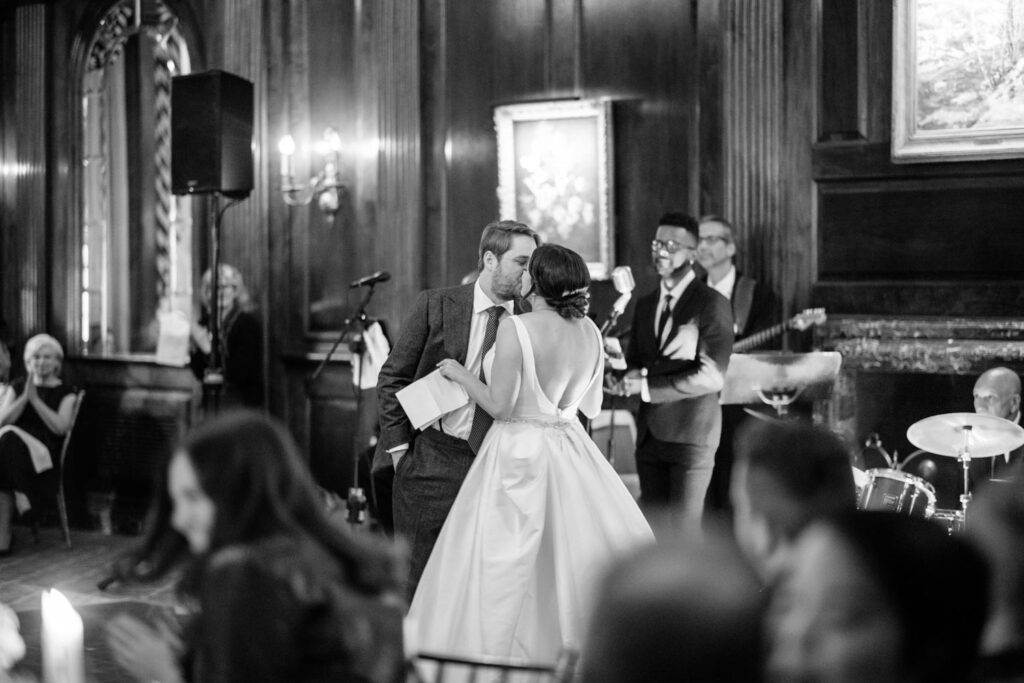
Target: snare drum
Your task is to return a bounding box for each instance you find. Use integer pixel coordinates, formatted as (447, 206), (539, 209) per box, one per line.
(857, 468), (936, 518)
(930, 508), (966, 535)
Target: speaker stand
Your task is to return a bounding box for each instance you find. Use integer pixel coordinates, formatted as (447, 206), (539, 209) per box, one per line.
(202, 193), (245, 416)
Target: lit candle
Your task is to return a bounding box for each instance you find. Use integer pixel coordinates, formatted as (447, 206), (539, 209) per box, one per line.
(41, 589), (84, 683)
(278, 134), (295, 182)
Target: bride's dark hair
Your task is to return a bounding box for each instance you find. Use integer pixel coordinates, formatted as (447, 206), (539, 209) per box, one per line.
(527, 244), (591, 319)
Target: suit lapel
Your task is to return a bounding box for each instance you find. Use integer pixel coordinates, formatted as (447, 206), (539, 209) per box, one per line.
(444, 284), (475, 363)
(636, 292), (660, 358)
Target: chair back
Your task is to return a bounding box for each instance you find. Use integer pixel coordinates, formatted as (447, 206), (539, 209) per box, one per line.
(413, 648), (578, 683)
(56, 390), (85, 548)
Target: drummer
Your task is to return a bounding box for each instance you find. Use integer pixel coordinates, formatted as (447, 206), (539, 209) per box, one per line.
(972, 366), (1022, 482)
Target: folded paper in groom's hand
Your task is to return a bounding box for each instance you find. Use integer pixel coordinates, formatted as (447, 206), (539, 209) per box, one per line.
(396, 369), (470, 431)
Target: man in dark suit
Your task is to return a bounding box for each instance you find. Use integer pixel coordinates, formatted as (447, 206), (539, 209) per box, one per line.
(375, 220), (538, 599)
(697, 215), (781, 519)
(620, 212), (734, 534)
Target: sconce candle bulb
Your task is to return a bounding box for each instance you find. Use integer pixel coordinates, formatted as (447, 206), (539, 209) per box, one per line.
(278, 134), (295, 180)
(278, 127), (345, 220)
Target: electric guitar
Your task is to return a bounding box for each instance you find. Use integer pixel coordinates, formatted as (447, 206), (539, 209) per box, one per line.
(733, 308), (826, 353)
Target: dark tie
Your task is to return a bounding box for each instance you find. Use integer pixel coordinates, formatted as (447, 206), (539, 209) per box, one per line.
(467, 305), (504, 453)
(657, 294), (673, 344)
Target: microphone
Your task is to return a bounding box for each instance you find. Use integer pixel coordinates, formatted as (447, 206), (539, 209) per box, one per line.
(611, 266), (635, 295)
(349, 271), (391, 288)
(609, 266), (635, 318)
(601, 266), (634, 335)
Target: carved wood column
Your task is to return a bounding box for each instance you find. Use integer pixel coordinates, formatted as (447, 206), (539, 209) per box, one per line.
(374, 0), (422, 335)
(722, 1), (784, 294)
(216, 0), (268, 306)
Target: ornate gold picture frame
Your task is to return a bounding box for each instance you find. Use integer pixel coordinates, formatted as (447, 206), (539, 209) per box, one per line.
(893, 0), (1024, 163)
(495, 99), (614, 279)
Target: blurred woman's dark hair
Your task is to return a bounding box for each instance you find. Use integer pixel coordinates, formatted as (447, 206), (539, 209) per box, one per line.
(114, 410), (402, 598)
(527, 243), (591, 319)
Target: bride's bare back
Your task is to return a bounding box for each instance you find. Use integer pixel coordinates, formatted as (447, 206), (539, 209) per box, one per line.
(517, 311), (600, 410)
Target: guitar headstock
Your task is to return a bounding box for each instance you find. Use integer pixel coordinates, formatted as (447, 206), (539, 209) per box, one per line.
(791, 308), (826, 331)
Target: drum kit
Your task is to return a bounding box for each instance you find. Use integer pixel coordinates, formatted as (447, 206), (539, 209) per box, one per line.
(856, 412), (1024, 533)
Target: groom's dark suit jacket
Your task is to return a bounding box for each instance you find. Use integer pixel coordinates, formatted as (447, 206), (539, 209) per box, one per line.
(626, 278), (734, 447)
(375, 283), (526, 471)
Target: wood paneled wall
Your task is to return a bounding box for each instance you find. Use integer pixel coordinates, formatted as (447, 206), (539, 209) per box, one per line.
(0, 5), (48, 343)
(810, 0), (1024, 316)
(17, 0), (1019, 501)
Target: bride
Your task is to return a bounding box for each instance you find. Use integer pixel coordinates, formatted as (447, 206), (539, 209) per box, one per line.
(409, 243), (654, 664)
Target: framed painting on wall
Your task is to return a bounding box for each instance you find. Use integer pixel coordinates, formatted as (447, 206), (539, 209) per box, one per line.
(495, 99), (614, 279)
(893, 0), (1024, 162)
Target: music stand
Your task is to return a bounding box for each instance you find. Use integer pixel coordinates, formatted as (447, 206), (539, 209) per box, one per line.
(720, 351), (843, 417)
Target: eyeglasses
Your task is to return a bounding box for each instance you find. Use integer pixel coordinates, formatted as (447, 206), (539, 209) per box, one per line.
(698, 235), (731, 246)
(650, 239), (696, 254)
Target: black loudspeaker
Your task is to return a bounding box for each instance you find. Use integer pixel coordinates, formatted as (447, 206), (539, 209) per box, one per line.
(171, 70), (253, 198)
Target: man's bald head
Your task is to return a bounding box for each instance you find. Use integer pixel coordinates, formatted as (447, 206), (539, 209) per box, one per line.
(974, 367), (1022, 421)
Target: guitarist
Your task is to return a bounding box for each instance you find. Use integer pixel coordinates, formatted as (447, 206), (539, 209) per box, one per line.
(697, 215), (780, 343)
(697, 215), (781, 520)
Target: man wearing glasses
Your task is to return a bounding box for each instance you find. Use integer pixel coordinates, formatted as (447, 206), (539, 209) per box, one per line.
(618, 212), (734, 534)
(697, 215), (780, 520)
(697, 215), (779, 343)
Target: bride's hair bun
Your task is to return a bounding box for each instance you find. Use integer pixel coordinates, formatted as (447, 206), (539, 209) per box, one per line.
(528, 245), (591, 319)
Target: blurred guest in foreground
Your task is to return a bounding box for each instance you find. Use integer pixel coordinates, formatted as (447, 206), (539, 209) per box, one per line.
(581, 524), (765, 682)
(190, 264), (263, 409)
(0, 334), (78, 555)
(766, 511), (988, 683)
(105, 410), (406, 683)
(967, 481), (1024, 682)
(729, 418), (855, 581)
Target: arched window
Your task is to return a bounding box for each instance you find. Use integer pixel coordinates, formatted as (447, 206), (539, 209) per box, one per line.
(80, 0), (195, 355)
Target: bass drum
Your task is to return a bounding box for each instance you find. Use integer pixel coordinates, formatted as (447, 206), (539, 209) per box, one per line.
(857, 468), (936, 518)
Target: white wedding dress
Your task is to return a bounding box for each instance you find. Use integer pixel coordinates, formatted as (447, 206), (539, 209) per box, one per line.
(407, 315), (654, 665)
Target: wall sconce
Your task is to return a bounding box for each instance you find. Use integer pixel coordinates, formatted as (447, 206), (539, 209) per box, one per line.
(278, 127), (345, 220)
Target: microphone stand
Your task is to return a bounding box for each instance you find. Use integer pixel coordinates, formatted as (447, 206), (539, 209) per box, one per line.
(310, 283), (381, 529)
(599, 299), (630, 462)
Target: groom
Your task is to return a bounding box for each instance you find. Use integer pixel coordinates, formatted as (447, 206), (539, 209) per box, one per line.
(375, 220), (539, 599)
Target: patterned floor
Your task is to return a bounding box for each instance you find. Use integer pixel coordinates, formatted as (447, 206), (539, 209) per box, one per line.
(0, 526), (177, 612)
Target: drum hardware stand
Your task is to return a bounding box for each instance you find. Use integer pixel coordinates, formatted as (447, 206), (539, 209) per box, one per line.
(310, 283), (382, 529)
(861, 432), (896, 469)
(957, 425), (973, 520)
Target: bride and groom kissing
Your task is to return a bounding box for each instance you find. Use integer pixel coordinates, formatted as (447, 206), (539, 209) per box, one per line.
(375, 220), (654, 664)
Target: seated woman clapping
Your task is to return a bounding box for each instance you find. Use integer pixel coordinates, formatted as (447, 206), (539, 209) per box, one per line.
(105, 410), (408, 683)
(0, 334), (78, 555)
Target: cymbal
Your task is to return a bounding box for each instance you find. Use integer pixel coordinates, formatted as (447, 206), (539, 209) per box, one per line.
(906, 412), (1024, 458)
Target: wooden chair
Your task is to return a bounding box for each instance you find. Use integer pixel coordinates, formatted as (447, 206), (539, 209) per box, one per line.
(56, 390), (85, 548)
(413, 648), (578, 683)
